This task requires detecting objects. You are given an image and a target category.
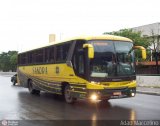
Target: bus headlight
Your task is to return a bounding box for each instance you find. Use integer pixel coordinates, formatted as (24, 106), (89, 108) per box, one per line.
(90, 94), (98, 101)
(131, 93), (135, 97)
(91, 81), (100, 84)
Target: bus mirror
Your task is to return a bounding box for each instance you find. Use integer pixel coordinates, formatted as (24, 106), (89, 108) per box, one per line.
(83, 44), (94, 59)
(133, 46), (146, 60)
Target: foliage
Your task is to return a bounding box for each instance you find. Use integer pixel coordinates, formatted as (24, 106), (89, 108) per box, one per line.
(0, 51), (18, 72)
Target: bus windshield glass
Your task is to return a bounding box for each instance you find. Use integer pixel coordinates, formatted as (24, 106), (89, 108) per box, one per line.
(89, 40), (135, 78)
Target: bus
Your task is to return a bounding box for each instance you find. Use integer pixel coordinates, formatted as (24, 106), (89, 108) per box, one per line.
(17, 35), (146, 103)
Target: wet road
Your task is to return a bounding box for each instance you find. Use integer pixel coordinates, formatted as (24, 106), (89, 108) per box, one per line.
(0, 75), (160, 122)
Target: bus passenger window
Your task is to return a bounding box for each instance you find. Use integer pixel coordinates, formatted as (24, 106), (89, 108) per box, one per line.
(56, 43), (71, 63)
(49, 47), (54, 63)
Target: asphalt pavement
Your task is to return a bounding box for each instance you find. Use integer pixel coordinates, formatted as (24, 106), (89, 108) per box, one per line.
(0, 74), (160, 126)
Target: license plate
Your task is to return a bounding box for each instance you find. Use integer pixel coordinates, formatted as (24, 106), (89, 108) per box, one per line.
(113, 92), (122, 96)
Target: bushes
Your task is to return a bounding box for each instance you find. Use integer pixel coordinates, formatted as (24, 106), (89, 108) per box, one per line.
(0, 51), (18, 72)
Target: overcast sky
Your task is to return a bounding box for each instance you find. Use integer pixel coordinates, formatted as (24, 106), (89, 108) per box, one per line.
(0, 0), (160, 52)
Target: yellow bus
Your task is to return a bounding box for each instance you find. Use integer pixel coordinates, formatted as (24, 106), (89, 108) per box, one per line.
(17, 35), (146, 103)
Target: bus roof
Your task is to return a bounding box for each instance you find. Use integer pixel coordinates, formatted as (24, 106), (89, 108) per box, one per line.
(65, 35), (133, 42)
(19, 35), (133, 54)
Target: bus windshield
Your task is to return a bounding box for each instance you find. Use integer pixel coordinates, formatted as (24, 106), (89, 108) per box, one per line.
(89, 40), (135, 78)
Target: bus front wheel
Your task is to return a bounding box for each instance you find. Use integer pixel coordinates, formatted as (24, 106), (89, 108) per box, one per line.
(28, 80), (40, 95)
(64, 84), (75, 104)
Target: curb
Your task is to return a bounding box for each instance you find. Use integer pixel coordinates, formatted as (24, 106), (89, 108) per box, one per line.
(137, 90), (160, 96)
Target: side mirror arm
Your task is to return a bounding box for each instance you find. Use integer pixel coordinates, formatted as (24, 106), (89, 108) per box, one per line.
(83, 44), (94, 59)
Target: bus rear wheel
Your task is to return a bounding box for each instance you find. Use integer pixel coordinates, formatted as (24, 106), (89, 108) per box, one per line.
(28, 80), (40, 95)
(64, 84), (75, 104)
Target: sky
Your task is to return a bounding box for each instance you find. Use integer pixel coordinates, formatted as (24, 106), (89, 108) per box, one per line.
(0, 0), (160, 53)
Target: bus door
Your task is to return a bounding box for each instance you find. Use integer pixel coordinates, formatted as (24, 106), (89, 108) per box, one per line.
(72, 40), (88, 80)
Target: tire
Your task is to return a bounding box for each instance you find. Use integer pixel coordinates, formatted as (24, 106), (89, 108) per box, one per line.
(28, 80), (40, 95)
(64, 84), (75, 104)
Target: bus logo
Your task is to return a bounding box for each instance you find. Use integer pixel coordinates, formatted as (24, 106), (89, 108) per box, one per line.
(56, 67), (60, 74)
(32, 67), (48, 74)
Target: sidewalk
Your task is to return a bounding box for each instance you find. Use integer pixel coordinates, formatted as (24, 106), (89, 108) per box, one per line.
(137, 86), (160, 96)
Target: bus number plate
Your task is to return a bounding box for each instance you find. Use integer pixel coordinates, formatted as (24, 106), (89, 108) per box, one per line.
(113, 92), (122, 96)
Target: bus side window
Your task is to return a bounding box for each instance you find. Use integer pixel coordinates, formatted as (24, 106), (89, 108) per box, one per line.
(28, 52), (32, 64)
(45, 47), (49, 63)
(56, 45), (63, 62)
(36, 49), (44, 63)
(49, 46), (54, 63)
(21, 53), (27, 65)
(63, 43), (71, 60)
(56, 42), (71, 63)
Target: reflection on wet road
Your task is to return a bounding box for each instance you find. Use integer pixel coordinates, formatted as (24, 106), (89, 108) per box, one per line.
(0, 75), (160, 121)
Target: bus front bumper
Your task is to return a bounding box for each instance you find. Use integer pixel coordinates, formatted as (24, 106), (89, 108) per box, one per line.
(87, 87), (136, 101)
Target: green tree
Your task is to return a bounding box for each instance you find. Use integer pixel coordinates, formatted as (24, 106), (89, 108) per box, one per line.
(10, 52), (18, 71)
(0, 52), (9, 71)
(0, 51), (18, 72)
